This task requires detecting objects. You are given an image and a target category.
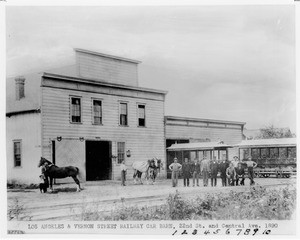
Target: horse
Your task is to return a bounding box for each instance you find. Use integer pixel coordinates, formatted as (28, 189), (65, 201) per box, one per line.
(38, 157), (82, 192)
(132, 158), (163, 184)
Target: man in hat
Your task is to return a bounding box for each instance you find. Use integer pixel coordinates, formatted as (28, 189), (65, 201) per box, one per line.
(210, 156), (219, 187)
(200, 157), (210, 187)
(246, 157), (257, 185)
(219, 158), (229, 187)
(169, 158), (182, 187)
(182, 158), (191, 187)
(191, 158), (201, 187)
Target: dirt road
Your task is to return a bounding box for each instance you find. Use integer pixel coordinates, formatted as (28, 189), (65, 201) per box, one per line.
(7, 177), (296, 221)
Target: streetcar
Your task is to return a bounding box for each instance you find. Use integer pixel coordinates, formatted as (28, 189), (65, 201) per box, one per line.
(235, 138), (297, 178)
(166, 141), (231, 178)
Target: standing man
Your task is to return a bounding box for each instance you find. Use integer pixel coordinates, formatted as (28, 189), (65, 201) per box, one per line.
(219, 158), (228, 187)
(201, 157), (210, 187)
(182, 158), (191, 187)
(120, 160), (127, 186)
(191, 158), (200, 187)
(210, 157), (219, 187)
(232, 156), (239, 168)
(226, 162), (236, 186)
(246, 157), (257, 185)
(169, 158), (182, 187)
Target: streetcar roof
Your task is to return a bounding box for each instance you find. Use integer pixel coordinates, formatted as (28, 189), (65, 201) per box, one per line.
(234, 138), (297, 148)
(167, 141), (231, 151)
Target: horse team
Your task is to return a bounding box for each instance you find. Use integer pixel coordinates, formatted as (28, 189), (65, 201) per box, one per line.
(38, 157), (163, 193)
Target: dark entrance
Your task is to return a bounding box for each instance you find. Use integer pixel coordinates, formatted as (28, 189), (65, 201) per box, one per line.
(86, 140), (111, 181)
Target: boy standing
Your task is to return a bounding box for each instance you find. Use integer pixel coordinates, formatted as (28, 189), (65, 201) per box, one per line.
(120, 161), (127, 186)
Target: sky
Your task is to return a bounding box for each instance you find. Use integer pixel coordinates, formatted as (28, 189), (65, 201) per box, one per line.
(5, 5), (296, 132)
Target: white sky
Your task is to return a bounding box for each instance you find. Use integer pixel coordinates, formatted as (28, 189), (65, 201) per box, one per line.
(5, 5), (296, 132)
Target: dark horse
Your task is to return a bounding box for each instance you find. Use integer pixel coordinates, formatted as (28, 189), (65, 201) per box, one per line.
(38, 157), (81, 192)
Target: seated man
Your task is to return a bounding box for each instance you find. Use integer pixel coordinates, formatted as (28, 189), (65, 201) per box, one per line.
(235, 162), (245, 186)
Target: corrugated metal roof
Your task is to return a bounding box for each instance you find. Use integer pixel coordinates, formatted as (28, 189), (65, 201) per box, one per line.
(234, 138), (297, 148)
(167, 141), (231, 151)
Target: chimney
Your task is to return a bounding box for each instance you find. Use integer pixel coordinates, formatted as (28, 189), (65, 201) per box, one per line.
(15, 76), (25, 100)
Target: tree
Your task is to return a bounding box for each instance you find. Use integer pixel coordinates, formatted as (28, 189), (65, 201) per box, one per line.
(256, 125), (295, 139)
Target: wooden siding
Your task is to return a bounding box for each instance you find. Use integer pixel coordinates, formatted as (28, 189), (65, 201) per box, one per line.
(41, 84), (165, 182)
(6, 113), (42, 184)
(166, 124), (243, 145)
(76, 51), (138, 86)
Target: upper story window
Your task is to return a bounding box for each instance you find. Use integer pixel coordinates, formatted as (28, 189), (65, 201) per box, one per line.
(93, 100), (102, 125)
(13, 140), (21, 167)
(70, 97), (81, 123)
(137, 104), (146, 127)
(119, 102), (128, 126)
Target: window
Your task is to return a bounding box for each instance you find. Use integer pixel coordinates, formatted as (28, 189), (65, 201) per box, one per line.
(137, 104), (146, 127)
(71, 97), (81, 123)
(117, 142), (125, 164)
(270, 148), (279, 158)
(119, 103), (128, 126)
(13, 141), (21, 167)
(93, 100), (102, 124)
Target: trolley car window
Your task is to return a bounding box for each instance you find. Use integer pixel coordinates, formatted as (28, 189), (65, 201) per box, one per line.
(279, 148), (287, 158)
(261, 148), (270, 158)
(270, 148), (279, 158)
(251, 148), (260, 159)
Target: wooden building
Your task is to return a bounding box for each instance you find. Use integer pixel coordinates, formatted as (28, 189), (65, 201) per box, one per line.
(165, 116), (245, 178)
(7, 49), (167, 184)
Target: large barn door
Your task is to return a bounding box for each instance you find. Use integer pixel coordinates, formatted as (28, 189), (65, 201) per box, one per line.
(86, 141), (111, 181)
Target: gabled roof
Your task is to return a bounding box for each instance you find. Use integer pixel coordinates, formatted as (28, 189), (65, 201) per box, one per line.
(234, 138), (297, 148)
(167, 141), (231, 151)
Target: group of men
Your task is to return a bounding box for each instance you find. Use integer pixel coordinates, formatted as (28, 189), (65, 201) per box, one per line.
(168, 156), (257, 187)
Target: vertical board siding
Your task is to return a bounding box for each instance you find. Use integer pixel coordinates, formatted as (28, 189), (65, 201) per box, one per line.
(41, 86), (165, 182)
(76, 52), (138, 86)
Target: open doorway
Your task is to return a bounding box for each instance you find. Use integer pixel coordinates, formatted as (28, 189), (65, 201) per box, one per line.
(86, 140), (111, 181)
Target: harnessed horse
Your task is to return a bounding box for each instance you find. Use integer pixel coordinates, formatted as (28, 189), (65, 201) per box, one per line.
(38, 157), (82, 192)
(132, 158), (163, 184)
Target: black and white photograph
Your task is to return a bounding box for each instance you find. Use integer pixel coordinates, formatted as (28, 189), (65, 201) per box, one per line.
(1, 0), (299, 237)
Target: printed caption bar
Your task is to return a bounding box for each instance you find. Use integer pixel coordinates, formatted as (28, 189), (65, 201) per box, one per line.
(7, 220), (296, 235)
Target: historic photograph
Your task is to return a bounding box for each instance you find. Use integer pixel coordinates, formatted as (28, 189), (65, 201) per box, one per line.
(4, 2), (297, 236)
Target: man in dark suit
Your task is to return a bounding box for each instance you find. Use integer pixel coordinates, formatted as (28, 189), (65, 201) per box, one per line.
(182, 158), (191, 187)
(210, 157), (219, 187)
(191, 158), (201, 187)
(219, 159), (229, 187)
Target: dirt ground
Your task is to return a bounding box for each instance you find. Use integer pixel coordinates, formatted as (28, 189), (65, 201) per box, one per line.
(7, 176), (296, 221)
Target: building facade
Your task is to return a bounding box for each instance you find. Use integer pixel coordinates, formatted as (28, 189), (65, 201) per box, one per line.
(7, 49), (167, 184)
